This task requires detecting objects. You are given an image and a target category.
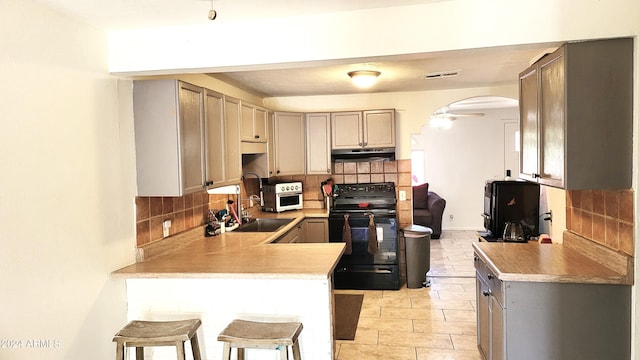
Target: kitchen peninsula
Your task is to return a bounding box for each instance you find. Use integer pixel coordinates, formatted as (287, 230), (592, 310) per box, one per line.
(113, 209), (343, 360)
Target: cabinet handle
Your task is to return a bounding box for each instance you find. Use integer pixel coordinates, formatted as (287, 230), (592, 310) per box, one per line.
(255, 135), (260, 139)
(482, 290), (491, 297)
(363, 142), (367, 147)
(474, 256), (479, 262)
(327, 169), (331, 173)
(358, 142), (363, 146)
(487, 274), (494, 280)
(277, 170), (280, 174)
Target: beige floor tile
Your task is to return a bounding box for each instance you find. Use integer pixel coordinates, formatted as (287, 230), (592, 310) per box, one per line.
(378, 331), (453, 349)
(443, 310), (476, 322)
(337, 344), (417, 360)
(357, 317), (414, 332)
(360, 303), (381, 318)
(437, 291), (476, 301)
(450, 334), (479, 351)
(411, 298), (474, 311)
(413, 320), (477, 336)
(364, 296), (412, 308)
(381, 307), (446, 320)
(416, 348), (483, 360)
(428, 283), (466, 292)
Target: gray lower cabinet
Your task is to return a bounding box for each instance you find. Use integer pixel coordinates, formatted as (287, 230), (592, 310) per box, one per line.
(475, 253), (630, 360)
(274, 224), (300, 243)
(299, 218), (329, 243)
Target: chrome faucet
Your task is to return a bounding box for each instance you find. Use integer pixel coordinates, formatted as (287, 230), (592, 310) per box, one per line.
(242, 171), (264, 207)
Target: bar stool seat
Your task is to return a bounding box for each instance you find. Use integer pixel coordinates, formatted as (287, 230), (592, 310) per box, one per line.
(113, 319), (202, 360)
(217, 319), (303, 360)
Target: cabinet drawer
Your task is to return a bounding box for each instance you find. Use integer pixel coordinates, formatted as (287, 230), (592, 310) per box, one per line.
(474, 253), (504, 307)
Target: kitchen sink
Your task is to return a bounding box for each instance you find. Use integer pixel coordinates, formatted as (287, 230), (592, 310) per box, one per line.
(234, 218), (295, 232)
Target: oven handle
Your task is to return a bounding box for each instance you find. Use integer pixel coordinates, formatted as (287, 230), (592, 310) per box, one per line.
(336, 267), (393, 274)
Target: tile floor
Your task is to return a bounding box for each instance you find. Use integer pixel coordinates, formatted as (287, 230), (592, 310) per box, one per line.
(334, 230), (482, 360)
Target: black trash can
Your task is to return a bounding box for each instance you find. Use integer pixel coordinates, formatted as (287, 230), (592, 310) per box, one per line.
(403, 224), (433, 288)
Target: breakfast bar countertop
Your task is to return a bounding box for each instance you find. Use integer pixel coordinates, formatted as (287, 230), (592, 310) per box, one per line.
(112, 208), (345, 280)
(472, 236), (632, 285)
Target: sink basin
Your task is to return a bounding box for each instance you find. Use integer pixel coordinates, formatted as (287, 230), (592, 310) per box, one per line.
(234, 218), (295, 232)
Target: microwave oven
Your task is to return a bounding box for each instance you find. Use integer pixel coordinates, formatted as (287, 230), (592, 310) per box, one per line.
(262, 182), (303, 213)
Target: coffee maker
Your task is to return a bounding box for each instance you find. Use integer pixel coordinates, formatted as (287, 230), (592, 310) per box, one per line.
(482, 180), (540, 240)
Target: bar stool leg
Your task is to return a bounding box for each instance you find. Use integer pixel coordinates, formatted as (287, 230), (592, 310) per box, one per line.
(279, 346), (288, 360)
(115, 342), (125, 360)
(190, 334), (202, 360)
(176, 341), (186, 360)
(237, 347), (245, 360)
(292, 341), (302, 360)
(222, 343), (232, 360)
(136, 347), (144, 360)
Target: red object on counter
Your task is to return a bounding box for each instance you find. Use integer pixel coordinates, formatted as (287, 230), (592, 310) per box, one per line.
(358, 203), (369, 208)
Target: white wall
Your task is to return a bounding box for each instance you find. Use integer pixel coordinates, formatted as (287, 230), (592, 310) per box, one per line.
(0, 1), (135, 359)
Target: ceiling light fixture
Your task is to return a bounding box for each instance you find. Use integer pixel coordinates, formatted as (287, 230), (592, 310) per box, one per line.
(348, 70), (380, 88)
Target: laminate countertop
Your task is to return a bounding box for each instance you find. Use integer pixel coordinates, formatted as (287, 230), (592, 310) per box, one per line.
(113, 209), (345, 280)
(472, 237), (632, 285)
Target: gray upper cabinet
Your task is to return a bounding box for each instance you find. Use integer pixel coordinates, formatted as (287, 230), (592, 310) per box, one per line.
(224, 96), (242, 184)
(133, 80), (205, 196)
(519, 38), (633, 190)
(204, 89), (225, 188)
(306, 113), (331, 175)
(274, 112), (305, 175)
(241, 102), (267, 143)
(331, 109), (395, 149)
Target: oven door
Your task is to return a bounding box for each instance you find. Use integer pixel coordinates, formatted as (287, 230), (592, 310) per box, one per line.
(276, 192), (303, 211)
(329, 211), (397, 265)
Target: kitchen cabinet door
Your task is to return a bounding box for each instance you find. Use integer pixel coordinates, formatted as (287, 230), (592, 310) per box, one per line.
(518, 38), (632, 190)
(224, 96), (242, 184)
(299, 218), (328, 243)
(518, 67), (538, 183)
(476, 267), (490, 360)
(240, 102), (268, 143)
(306, 113), (331, 175)
(274, 112), (305, 175)
(267, 111), (276, 177)
(204, 89), (225, 187)
(331, 110), (396, 150)
(331, 112), (362, 149)
(363, 110), (395, 148)
(254, 107), (268, 142)
(133, 79), (205, 196)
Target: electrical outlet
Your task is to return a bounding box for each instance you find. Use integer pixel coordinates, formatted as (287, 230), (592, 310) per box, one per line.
(163, 220), (171, 237)
(399, 190), (407, 201)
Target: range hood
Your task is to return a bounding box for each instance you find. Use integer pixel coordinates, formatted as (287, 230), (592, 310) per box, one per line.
(331, 148), (396, 162)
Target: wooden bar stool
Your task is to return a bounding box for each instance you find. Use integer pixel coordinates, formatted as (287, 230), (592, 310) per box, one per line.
(217, 319), (303, 360)
(113, 319), (202, 360)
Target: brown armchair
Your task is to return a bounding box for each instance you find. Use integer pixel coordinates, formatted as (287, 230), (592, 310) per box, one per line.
(412, 183), (446, 239)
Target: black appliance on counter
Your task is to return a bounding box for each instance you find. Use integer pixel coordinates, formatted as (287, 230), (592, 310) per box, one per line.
(481, 180), (540, 241)
(329, 182), (400, 290)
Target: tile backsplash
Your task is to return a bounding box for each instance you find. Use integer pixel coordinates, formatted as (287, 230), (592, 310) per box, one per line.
(566, 189), (634, 256)
(333, 159), (413, 227)
(135, 191), (231, 247)
(135, 159), (414, 247)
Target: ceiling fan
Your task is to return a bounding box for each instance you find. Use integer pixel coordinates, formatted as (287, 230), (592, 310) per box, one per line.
(429, 106), (485, 128)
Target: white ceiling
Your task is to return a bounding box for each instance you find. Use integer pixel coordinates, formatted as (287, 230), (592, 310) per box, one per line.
(35, 0), (561, 98)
